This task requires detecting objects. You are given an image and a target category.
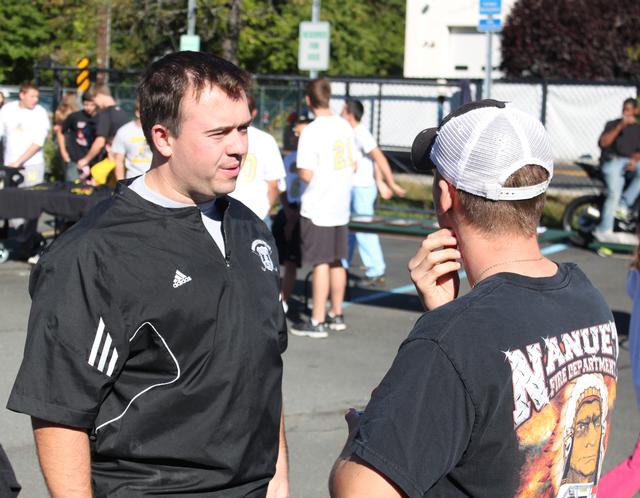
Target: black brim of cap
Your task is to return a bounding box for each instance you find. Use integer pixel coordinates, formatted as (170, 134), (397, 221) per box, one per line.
(411, 127), (438, 172)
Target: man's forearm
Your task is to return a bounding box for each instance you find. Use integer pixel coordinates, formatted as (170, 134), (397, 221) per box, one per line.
(274, 410), (289, 481)
(32, 418), (93, 498)
(370, 148), (394, 185)
(9, 143), (42, 167)
(266, 409), (289, 498)
(600, 123), (624, 148)
(82, 136), (106, 164)
(267, 180), (280, 211)
(114, 154), (126, 181)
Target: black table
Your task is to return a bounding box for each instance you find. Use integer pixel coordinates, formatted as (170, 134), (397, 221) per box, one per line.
(0, 182), (113, 221)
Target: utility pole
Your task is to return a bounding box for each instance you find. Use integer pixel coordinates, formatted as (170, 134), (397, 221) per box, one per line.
(187, 0), (196, 35)
(484, 15), (493, 99)
(96, 1), (112, 85)
(310, 0), (321, 79)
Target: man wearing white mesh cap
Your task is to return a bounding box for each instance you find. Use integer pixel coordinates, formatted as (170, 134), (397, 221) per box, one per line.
(330, 100), (617, 498)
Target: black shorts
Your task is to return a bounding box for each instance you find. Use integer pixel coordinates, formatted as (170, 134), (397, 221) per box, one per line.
(300, 217), (348, 267)
(272, 208), (302, 267)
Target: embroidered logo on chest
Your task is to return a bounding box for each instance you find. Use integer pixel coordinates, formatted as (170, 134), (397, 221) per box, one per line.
(172, 269), (192, 288)
(251, 239), (276, 272)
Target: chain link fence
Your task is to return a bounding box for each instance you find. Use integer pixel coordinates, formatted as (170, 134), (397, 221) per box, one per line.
(18, 67), (640, 168)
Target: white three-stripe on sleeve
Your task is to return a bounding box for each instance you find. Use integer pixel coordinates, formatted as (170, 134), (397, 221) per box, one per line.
(88, 317), (119, 377)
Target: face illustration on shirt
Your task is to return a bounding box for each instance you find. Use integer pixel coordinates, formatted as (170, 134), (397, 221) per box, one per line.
(568, 398), (602, 481)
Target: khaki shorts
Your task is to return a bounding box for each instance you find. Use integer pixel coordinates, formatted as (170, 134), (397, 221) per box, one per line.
(300, 217), (348, 267)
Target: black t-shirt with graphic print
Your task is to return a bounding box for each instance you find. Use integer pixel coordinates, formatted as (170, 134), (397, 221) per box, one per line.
(8, 183), (287, 497)
(350, 263), (617, 498)
(61, 110), (96, 161)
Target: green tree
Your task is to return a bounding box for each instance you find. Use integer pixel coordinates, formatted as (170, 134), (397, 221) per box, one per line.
(0, 0), (406, 83)
(0, 1), (51, 82)
(502, 0), (640, 80)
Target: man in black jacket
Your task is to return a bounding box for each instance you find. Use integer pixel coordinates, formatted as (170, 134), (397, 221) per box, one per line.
(8, 51), (289, 498)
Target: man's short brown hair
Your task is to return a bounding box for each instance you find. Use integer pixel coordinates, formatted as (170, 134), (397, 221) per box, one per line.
(454, 164), (549, 236)
(91, 84), (112, 97)
(19, 81), (38, 93)
(306, 79), (331, 109)
(137, 51), (252, 150)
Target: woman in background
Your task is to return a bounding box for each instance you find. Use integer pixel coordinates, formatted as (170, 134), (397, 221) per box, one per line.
(597, 238), (640, 497)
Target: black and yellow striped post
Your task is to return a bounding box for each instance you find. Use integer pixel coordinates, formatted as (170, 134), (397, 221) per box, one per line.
(76, 57), (91, 92)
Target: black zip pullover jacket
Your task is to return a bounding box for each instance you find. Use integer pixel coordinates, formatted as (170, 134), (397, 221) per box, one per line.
(8, 182), (287, 497)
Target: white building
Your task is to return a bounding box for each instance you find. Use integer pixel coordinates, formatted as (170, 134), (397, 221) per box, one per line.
(404, 0), (517, 79)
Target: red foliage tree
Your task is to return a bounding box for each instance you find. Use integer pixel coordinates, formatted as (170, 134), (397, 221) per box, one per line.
(501, 0), (640, 80)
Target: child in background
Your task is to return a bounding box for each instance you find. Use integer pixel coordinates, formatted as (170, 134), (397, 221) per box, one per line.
(597, 240), (640, 497)
(272, 118), (312, 311)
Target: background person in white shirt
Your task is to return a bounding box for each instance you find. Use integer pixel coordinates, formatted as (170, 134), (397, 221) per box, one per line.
(230, 95), (286, 227)
(0, 81), (50, 260)
(0, 81), (50, 187)
(290, 79), (356, 338)
(272, 118), (312, 309)
(341, 99), (406, 286)
(113, 100), (152, 180)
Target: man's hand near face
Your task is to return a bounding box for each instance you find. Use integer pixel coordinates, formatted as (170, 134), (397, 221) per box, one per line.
(408, 228), (461, 311)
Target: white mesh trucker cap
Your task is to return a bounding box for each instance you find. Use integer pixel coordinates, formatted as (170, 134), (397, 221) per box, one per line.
(411, 100), (554, 201)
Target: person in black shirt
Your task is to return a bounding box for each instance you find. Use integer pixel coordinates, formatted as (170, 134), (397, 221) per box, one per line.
(60, 92), (97, 181)
(77, 84), (129, 172)
(594, 97), (640, 242)
(8, 52), (289, 498)
(330, 100), (617, 498)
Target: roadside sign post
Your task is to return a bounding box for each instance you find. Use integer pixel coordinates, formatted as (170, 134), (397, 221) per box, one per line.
(180, 34), (200, 51)
(478, 0), (502, 99)
(298, 21), (330, 77)
(75, 57), (91, 93)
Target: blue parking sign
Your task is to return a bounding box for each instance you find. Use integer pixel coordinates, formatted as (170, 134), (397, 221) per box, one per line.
(478, 16), (502, 32)
(479, 0), (502, 15)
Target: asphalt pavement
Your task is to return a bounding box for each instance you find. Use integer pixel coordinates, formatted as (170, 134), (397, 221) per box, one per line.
(1, 233), (638, 497)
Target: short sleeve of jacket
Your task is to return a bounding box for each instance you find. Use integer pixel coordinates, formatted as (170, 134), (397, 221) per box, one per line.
(7, 247), (128, 428)
(111, 124), (127, 155)
(295, 127), (316, 172)
(349, 339), (475, 498)
(355, 125), (377, 155)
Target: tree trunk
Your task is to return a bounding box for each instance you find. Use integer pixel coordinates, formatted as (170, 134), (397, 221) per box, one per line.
(96, 1), (111, 84)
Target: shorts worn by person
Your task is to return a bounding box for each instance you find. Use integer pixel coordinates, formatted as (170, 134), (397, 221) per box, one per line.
(290, 79), (356, 338)
(594, 97), (640, 243)
(330, 100), (618, 498)
(230, 126), (286, 224)
(7, 51), (289, 498)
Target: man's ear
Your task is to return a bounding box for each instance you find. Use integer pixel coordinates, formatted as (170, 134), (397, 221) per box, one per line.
(150, 124), (172, 158)
(436, 178), (456, 216)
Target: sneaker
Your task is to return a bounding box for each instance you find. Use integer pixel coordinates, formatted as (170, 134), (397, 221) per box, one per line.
(27, 254), (40, 265)
(326, 313), (347, 331)
(593, 230), (638, 245)
(615, 206), (631, 222)
(360, 274), (385, 287)
(290, 320), (329, 339)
